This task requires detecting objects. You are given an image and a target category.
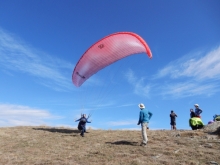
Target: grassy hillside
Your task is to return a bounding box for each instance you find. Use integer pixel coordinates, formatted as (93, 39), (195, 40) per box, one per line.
(0, 126), (219, 165)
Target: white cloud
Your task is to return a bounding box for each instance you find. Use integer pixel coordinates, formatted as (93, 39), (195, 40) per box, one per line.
(154, 46), (220, 98)
(159, 81), (219, 98)
(125, 69), (151, 97)
(155, 46), (220, 80)
(125, 69), (137, 83)
(0, 104), (60, 127)
(0, 28), (74, 91)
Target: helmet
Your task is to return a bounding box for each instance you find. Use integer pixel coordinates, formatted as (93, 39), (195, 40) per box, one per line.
(194, 104), (199, 107)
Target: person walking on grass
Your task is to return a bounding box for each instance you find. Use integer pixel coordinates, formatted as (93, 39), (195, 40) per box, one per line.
(137, 103), (153, 147)
(75, 114), (91, 137)
(170, 110), (177, 130)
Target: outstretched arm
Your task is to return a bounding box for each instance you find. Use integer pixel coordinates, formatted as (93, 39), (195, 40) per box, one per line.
(75, 118), (81, 122)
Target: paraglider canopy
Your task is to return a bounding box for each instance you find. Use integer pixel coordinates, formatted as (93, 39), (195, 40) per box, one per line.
(72, 32), (152, 87)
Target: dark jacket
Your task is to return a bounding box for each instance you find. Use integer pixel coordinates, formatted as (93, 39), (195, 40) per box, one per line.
(76, 117), (91, 130)
(170, 112), (177, 122)
(190, 111), (196, 118)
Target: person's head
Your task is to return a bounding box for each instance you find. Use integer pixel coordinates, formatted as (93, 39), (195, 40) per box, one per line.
(190, 108), (194, 112)
(83, 114), (86, 117)
(138, 103), (145, 110)
(194, 104), (199, 108)
(171, 110), (174, 113)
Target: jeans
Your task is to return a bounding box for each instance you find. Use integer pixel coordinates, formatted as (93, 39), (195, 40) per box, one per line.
(141, 122), (148, 144)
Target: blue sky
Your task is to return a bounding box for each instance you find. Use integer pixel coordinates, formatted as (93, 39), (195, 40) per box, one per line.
(0, 0), (220, 130)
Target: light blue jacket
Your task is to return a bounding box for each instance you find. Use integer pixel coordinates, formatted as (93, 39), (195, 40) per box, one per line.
(138, 109), (153, 125)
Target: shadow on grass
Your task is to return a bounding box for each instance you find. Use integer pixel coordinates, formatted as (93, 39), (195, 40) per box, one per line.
(33, 127), (80, 134)
(106, 140), (138, 146)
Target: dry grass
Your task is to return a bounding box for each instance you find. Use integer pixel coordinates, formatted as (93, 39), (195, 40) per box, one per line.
(0, 126), (219, 165)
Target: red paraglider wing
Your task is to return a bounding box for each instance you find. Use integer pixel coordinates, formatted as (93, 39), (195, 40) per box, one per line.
(72, 32), (152, 87)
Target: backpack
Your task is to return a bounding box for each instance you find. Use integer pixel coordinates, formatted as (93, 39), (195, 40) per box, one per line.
(78, 117), (86, 130)
(80, 117), (86, 123)
(189, 117), (204, 127)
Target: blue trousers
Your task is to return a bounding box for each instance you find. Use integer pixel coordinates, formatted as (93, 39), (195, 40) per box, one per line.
(79, 125), (86, 136)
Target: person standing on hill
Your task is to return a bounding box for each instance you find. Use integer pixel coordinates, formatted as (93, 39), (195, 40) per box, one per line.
(137, 103), (153, 147)
(170, 110), (177, 130)
(194, 104), (202, 118)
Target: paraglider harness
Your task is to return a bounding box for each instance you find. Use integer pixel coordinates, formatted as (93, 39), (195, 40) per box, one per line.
(77, 114), (91, 130)
(77, 117), (86, 130)
(189, 117), (204, 130)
